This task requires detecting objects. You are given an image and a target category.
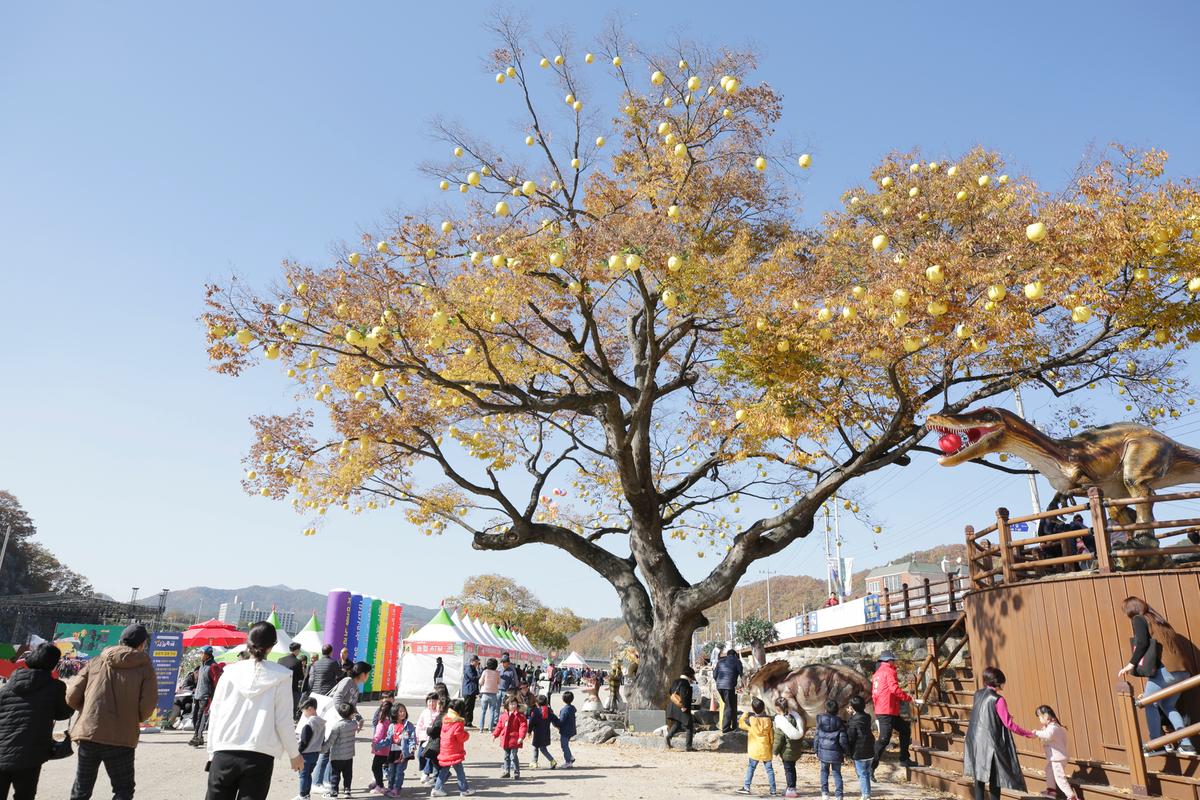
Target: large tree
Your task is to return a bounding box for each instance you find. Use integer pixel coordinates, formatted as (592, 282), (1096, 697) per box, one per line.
(0, 491), (94, 596)
(203, 22), (1200, 706)
(450, 573), (584, 652)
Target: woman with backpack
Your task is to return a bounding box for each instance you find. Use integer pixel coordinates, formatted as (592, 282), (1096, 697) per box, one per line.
(0, 643), (73, 799)
(1117, 596), (1196, 755)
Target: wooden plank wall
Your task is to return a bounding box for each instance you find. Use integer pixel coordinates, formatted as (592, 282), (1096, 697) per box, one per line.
(964, 570), (1200, 767)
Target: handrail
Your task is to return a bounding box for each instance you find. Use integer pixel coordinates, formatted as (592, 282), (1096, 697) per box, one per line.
(1008, 526), (1090, 546)
(1104, 489), (1200, 507)
(1012, 553), (1093, 571)
(970, 523), (997, 540)
(1006, 502), (1090, 525)
(1107, 517), (1200, 533)
(1134, 672), (1200, 707)
(1115, 544), (1200, 558)
(1144, 721), (1200, 752)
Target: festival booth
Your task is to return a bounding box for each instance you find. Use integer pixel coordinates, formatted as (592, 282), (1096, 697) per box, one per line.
(216, 611), (294, 663)
(457, 613), (502, 659)
(557, 651), (588, 669)
(292, 614), (323, 655)
(397, 607), (474, 697)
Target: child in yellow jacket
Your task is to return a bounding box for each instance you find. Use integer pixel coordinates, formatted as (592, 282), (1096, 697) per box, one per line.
(737, 698), (777, 795)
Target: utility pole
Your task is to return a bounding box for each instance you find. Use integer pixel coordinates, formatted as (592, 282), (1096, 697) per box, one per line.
(1012, 385), (1042, 515)
(834, 500), (845, 599)
(823, 505), (833, 595)
(760, 569), (773, 621)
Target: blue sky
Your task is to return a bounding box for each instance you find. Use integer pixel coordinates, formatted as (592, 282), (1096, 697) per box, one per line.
(2, 2), (1199, 619)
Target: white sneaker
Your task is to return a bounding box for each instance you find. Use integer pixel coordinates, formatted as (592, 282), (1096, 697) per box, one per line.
(430, 790), (448, 798)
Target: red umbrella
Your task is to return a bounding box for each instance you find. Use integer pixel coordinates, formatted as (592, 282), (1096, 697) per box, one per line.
(182, 619), (247, 648)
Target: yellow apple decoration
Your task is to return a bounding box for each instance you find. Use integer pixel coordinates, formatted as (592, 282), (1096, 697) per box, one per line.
(1023, 280), (1044, 299)
(596, 136), (606, 147)
(571, 158), (581, 170)
(998, 174), (1009, 185)
(265, 343), (280, 360)
(977, 174), (991, 187)
(667, 255), (682, 271)
(651, 70), (665, 85)
(841, 306), (857, 321)
(565, 93), (575, 104)
(554, 54), (564, 65)
(521, 180), (537, 196)
(851, 285), (866, 299)
(776, 339), (789, 352)
(892, 288), (911, 307)
(956, 190), (968, 201)
(902, 336), (922, 353)
(608, 254), (622, 271)
(453, 146), (463, 158)
(612, 55), (622, 66)
(246, 470), (257, 480)
(724, 78), (739, 93)
(236, 328), (253, 345)
(625, 254), (642, 270)
(891, 309), (909, 327)
(926, 264), (944, 283)
(494, 201), (510, 217)
(668, 205), (681, 220)
(345, 328), (364, 346)
(568, 280), (583, 293)
(467, 171), (481, 186)
(909, 187), (920, 198)
(490, 254), (504, 268)
(1071, 305), (1093, 323)
(817, 306), (833, 323)
(735, 408), (748, 422)
(525, 135), (535, 146)
(687, 76), (701, 91)
(880, 176), (893, 189)
(871, 234), (889, 252)
(662, 289), (679, 308)
(440, 220), (453, 234)
(1187, 276), (1200, 293)
(548, 252), (564, 267)
(1026, 221), (1048, 242)
(585, 52), (594, 63)
(955, 323), (972, 339)
(490, 311), (504, 325)
(970, 337), (988, 353)
(798, 153), (812, 168)
(277, 302), (291, 314)
(987, 285), (1007, 302)
(495, 72), (506, 84)
(927, 300), (948, 316)
(348, 252), (361, 267)
(947, 165), (958, 177)
(572, 100), (582, 112)
(439, 180), (449, 190)
(371, 371), (385, 387)
(909, 163), (920, 174)
(754, 157), (767, 171)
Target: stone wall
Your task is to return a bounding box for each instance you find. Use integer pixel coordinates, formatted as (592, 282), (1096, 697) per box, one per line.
(740, 631), (968, 688)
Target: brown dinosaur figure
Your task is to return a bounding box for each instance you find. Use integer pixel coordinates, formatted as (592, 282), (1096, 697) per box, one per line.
(925, 407), (1200, 539)
(748, 662), (874, 731)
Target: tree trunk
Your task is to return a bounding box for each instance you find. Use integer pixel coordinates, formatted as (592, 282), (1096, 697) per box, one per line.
(625, 614), (701, 709)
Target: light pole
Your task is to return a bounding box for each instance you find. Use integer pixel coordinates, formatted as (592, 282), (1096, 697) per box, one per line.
(760, 569), (773, 621)
(940, 557), (963, 611)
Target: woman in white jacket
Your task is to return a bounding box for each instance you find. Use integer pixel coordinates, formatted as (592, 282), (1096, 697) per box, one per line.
(205, 621), (303, 799)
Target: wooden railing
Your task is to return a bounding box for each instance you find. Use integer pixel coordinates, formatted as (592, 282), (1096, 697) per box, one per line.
(1115, 672), (1200, 797)
(966, 487), (1200, 588)
(878, 574), (971, 622)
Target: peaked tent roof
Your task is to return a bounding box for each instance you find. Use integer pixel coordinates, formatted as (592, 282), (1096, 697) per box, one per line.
(471, 618), (506, 651)
(450, 611), (484, 649)
(406, 607), (469, 643)
(558, 651), (588, 668)
(292, 614), (324, 654)
(265, 611), (293, 652)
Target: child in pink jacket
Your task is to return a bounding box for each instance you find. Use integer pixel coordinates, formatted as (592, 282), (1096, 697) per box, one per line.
(1034, 705), (1076, 800)
(368, 699), (394, 795)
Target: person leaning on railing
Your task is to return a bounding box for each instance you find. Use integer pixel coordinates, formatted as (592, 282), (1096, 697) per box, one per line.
(1116, 596), (1197, 755)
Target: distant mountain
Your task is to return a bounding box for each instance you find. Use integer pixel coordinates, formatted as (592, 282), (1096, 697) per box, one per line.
(566, 543), (968, 657)
(156, 584), (438, 634)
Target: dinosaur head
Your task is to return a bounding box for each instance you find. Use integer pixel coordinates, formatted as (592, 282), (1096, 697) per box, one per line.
(925, 406), (1016, 466)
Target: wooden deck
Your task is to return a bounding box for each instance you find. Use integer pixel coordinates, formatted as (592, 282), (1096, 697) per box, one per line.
(764, 609), (962, 652)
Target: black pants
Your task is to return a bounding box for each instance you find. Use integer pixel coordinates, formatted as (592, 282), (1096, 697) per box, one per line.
(973, 760), (1000, 800)
(70, 741), (136, 800)
(205, 750), (275, 800)
(463, 693), (477, 727)
(782, 760), (798, 791)
(665, 716), (695, 748)
(871, 714), (911, 771)
(330, 759), (353, 793)
(0, 766), (41, 800)
(372, 754), (389, 787)
(192, 695), (210, 740)
(719, 688), (738, 731)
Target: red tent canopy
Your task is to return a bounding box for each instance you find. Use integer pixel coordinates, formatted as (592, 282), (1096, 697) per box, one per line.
(182, 619), (246, 648)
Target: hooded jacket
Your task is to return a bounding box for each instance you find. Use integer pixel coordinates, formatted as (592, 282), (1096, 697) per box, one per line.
(845, 711), (876, 760)
(296, 713), (326, 755)
(527, 704), (560, 747)
(438, 709), (470, 766)
(738, 712), (775, 762)
(205, 658), (300, 760)
(0, 667), (73, 769)
(814, 713), (849, 764)
(871, 661), (912, 716)
(714, 652), (744, 691)
(493, 709), (528, 749)
(67, 644), (157, 748)
(772, 711), (805, 762)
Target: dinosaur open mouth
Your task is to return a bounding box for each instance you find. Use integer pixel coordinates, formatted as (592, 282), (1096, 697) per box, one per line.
(927, 424), (1002, 464)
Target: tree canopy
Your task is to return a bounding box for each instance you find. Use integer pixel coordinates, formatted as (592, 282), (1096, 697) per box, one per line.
(450, 573), (584, 652)
(0, 491), (94, 597)
(203, 20), (1200, 704)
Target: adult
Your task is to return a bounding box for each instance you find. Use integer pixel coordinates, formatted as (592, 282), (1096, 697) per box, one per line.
(478, 658), (501, 732)
(66, 623), (158, 800)
(312, 661), (371, 793)
(665, 666), (696, 750)
(0, 643), (73, 798)
(304, 644), (340, 698)
(191, 646), (221, 747)
(824, 592), (841, 607)
(963, 666), (1032, 800)
(498, 656), (518, 695)
(461, 655), (480, 728)
(1117, 596), (1196, 754)
(338, 648), (354, 678)
(204, 621), (303, 799)
(714, 649), (743, 733)
(433, 656), (445, 685)
(870, 651), (918, 775)
(276, 642), (305, 719)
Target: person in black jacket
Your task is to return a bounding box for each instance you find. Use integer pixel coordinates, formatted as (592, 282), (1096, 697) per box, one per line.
(305, 644), (341, 697)
(845, 695), (876, 800)
(665, 667), (695, 750)
(276, 642), (306, 720)
(0, 643), (74, 799)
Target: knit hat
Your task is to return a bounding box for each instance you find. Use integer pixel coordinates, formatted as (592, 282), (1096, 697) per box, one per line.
(120, 624), (149, 648)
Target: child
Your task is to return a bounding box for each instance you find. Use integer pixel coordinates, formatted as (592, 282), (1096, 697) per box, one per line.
(846, 695), (876, 800)
(527, 694), (561, 769)
(386, 703), (416, 798)
(1034, 705), (1076, 800)
(494, 695), (528, 779)
(415, 692), (440, 786)
(372, 692), (396, 727)
(324, 702), (358, 798)
(773, 697), (805, 798)
(559, 690), (578, 768)
(431, 699), (473, 797)
(737, 697), (777, 795)
(295, 697), (325, 800)
(815, 699), (850, 800)
(369, 699), (395, 795)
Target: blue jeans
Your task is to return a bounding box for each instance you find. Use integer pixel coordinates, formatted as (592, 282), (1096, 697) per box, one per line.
(480, 693), (500, 730)
(298, 751), (319, 796)
(388, 756), (408, 791)
(533, 745), (556, 764)
(854, 758), (873, 798)
(561, 733), (574, 764)
(744, 759), (777, 793)
(313, 752), (331, 786)
(503, 747), (521, 775)
(434, 762), (469, 793)
(419, 743), (435, 776)
(1145, 667), (1195, 749)
(821, 760), (844, 797)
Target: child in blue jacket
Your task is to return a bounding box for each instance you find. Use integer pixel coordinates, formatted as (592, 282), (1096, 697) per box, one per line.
(386, 703), (416, 798)
(526, 694), (561, 769)
(815, 699), (850, 800)
(558, 691), (577, 767)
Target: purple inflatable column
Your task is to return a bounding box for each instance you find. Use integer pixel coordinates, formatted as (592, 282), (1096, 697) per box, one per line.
(325, 590), (351, 654)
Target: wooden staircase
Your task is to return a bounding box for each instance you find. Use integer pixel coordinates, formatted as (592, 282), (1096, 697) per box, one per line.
(909, 658), (1200, 800)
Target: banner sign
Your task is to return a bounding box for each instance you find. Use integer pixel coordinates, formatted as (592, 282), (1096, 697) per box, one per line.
(149, 631), (184, 717)
(408, 641), (462, 656)
(52, 623), (122, 658)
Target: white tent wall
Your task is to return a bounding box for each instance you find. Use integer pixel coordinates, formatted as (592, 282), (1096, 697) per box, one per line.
(397, 649), (465, 698)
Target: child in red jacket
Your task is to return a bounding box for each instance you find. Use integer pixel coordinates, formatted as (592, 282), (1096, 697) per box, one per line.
(493, 696), (528, 779)
(431, 699), (472, 797)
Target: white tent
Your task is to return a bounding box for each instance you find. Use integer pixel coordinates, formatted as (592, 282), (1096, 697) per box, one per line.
(397, 607), (474, 697)
(265, 611), (293, 650)
(459, 614), (503, 660)
(292, 614), (324, 655)
(558, 651), (588, 669)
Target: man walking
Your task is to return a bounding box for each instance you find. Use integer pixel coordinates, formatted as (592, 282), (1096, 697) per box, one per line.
(189, 646), (220, 747)
(277, 642), (306, 719)
(714, 649), (743, 733)
(66, 623), (157, 800)
(305, 644), (341, 697)
(871, 651), (919, 776)
(498, 654), (517, 695)
(461, 655), (481, 728)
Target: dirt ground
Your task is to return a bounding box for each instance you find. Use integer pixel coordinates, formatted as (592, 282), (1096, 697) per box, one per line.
(36, 698), (948, 799)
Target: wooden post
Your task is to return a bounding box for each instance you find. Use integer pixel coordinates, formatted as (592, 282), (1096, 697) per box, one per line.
(948, 575), (958, 612)
(996, 507), (1015, 583)
(923, 577), (932, 614)
(883, 587), (891, 621)
(965, 525), (978, 586)
(1089, 486), (1113, 574)
(902, 583), (911, 618)
(927, 635), (940, 691)
(1115, 680), (1150, 796)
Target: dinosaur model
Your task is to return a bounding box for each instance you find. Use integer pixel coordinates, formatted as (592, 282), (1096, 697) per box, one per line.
(925, 407), (1200, 539)
(748, 662), (874, 730)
